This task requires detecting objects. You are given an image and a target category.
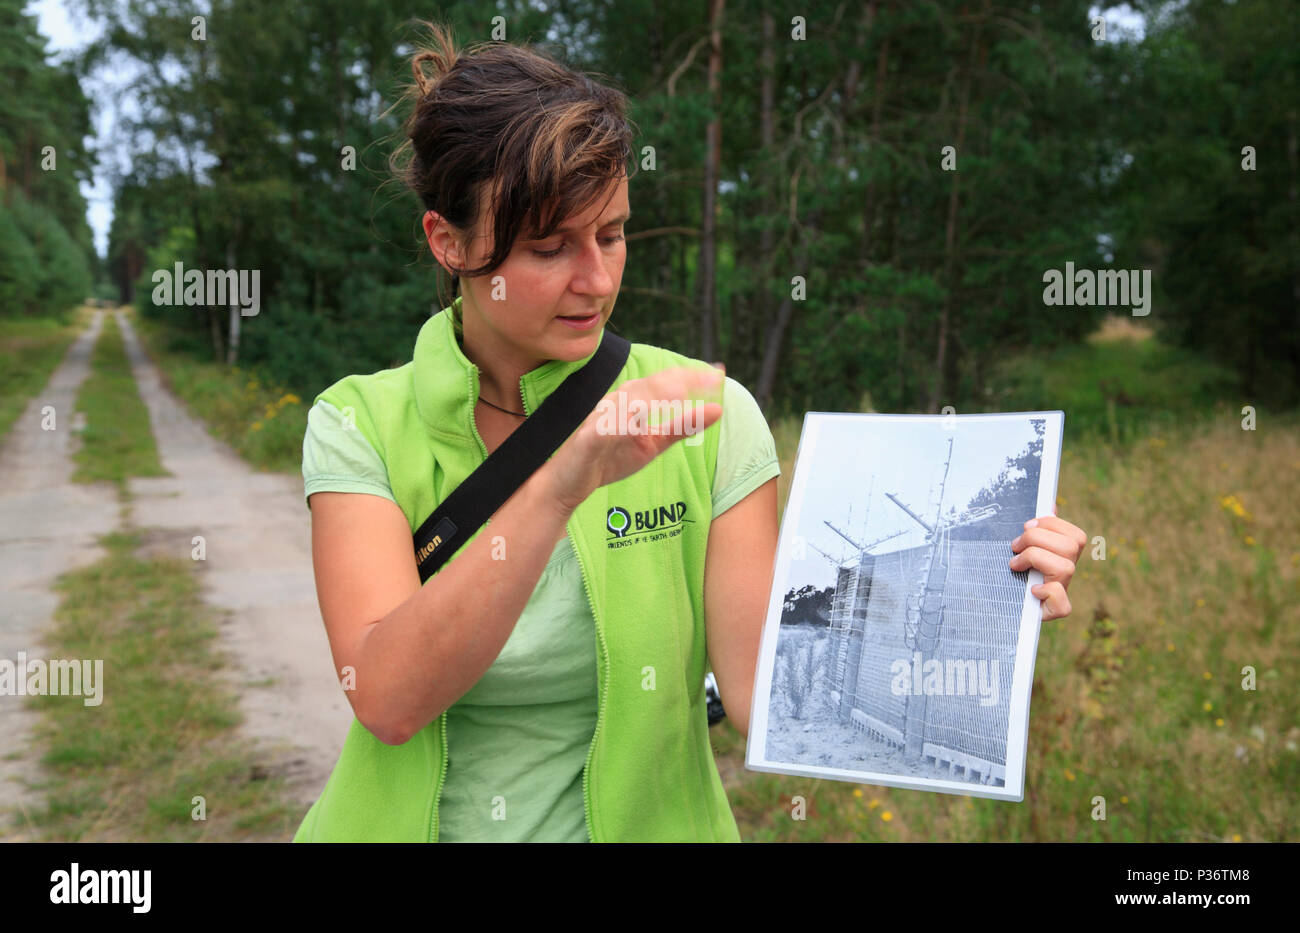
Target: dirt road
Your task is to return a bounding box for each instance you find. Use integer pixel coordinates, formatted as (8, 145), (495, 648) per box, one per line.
(0, 309), (351, 838)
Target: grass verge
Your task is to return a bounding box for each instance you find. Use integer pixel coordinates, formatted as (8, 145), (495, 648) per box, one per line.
(131, 310), (307, 474)
(0, 309), (82, 444)
(71, 311), (167, 490)
(17, 528), (299, 841)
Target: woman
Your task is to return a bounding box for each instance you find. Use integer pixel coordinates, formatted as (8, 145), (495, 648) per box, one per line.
(293, 23), (1085, 843)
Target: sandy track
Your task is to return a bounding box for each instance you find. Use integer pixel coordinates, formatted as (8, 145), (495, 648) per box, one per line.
(0, 311), (121, 838)
(115, 311), (351, 819)
(0, 309), (350, 839)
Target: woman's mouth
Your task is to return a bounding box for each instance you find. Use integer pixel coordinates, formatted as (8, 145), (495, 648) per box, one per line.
(557, 311), (601, 330)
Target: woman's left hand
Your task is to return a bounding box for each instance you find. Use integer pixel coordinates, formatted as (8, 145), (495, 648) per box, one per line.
(1009, 508), (1087, 621)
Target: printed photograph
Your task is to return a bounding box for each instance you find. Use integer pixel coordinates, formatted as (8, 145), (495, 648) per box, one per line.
(747, 412), (1064, 800)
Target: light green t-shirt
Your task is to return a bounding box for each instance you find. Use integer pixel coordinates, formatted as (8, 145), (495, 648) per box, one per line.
(302, 375), (780, 841)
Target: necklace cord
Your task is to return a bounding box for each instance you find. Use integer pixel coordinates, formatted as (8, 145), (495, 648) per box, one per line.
(477, 395), (527, 417)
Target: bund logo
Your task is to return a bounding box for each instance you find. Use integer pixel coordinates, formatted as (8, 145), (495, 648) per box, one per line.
(605, 501), (690, 550)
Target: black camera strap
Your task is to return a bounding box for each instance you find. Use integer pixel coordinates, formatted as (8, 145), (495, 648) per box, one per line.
(413, 328), (630, 583)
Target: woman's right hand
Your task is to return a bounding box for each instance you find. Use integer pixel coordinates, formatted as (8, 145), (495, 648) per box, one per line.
(546, 365), (725, 513)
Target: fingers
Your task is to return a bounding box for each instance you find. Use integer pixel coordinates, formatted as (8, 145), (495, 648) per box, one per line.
(1009, 543), (1075, 583)
(1031, 580), (1072, 621)
(1011, 524), (1080, 563)
(646, 365), (725, 406)
(634, 366), (725, 437)
(1014, 514), (1084, 623)
(657, 401), (723, 439)
(1025, 514), (1087, 553)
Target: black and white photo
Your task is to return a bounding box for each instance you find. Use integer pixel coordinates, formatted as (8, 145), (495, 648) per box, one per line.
(747, 411), (1064, 801)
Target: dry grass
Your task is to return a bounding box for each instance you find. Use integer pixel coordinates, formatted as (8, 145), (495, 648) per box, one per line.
(1086, 314), (1157, 345)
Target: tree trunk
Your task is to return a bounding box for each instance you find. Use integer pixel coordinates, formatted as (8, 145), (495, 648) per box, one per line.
(928, 14), (983, 414)
(226, 238), (241, 366)
(862, 20), (890, 266)
(741, 10), (777, 388)
(698, 0), (725, 362)
(1288, 106), (1299, 390)
(756, 208), (822, 411)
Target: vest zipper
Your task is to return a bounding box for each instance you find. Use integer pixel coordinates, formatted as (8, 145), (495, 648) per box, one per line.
(431, 713), (447, 842)
(428, 369), (493, 843)
(430, 369), (606, 842)
(575, 540), (606, 843)
(521, 371), (603, 843)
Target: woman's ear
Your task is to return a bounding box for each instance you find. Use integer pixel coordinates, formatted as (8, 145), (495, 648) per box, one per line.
(422, 210), (462, 274)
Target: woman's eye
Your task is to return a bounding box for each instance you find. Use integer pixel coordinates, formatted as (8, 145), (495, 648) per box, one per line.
(532, 234), (625, 259)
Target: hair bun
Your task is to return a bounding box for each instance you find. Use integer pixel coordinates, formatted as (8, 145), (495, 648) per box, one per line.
(411, 48), (451, 98)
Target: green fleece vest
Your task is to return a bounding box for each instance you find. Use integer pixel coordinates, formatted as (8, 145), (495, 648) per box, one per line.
(292, 297), (741, 842)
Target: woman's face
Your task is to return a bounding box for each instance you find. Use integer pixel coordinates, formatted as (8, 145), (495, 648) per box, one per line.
(423, 175), (630, 371)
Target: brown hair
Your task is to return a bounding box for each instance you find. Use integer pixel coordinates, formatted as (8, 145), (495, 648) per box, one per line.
(390, 21), (639, 311)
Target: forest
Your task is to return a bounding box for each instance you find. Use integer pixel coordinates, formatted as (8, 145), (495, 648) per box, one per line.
(3, 0), (1294, 417)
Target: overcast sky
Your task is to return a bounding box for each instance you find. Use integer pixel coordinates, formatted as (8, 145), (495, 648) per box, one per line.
(782, 414), (1048, 591)
(29, 0), (113, 257)
(28, 0), (1147, 262)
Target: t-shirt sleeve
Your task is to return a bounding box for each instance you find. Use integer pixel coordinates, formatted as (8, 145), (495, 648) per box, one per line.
(711, 376), (781, 519)
(302, 399), (397, 507)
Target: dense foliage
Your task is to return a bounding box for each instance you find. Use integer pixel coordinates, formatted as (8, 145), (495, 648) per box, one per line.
(0, 0), (95, 314)
(5, 0), (1294, 411)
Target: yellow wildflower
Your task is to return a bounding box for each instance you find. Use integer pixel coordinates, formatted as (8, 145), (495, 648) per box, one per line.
(880, 811), (893, 822)
(1203, 701), (1212, 711)
(1218, 494), (1252, 521)
(1215, 718), (1224, 727)
(852, 788), (863, 798)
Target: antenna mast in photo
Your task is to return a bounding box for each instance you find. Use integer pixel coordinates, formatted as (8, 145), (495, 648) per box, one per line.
(882, 435), (1000, 763)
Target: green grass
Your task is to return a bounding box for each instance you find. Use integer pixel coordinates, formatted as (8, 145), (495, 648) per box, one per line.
(71, 311), (167, 489)
(16, 529), (299, 841)
(985, 316), (1242, 446)
(0, 310), (81, 443)
(132, 311), (308, 474)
